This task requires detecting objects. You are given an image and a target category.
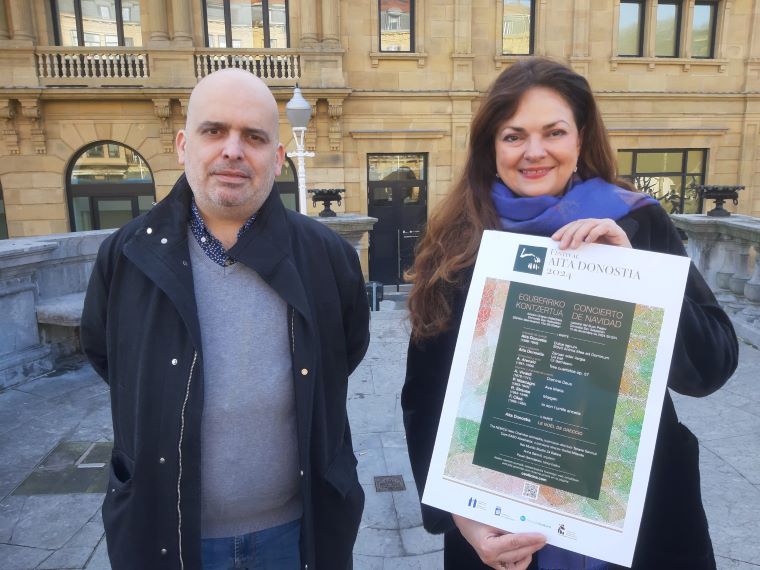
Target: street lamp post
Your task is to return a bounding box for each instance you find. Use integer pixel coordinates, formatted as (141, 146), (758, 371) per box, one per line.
(285, 86), (314, 215)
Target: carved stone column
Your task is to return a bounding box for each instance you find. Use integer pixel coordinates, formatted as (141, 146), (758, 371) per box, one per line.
(0, 0), (10, 41)
(0, 99), (18, 155)
(300, 0), (318, 48)
(451, 0), (474, 91)
(171, 0), (193, 45)
(740, 244), (760, 322)
(715, 235), (739, 308)
(327, 99), (342, 151)
(321, 0), (340, 48)
(8, 1), (34, 44)
(729, 239), (752, 295)
(304, 97), (317, 151)
(149, 0), (170, 45)
(153, 99), (175, 153)
(20, 99), (46, 155)
(178, 98), (189, 122)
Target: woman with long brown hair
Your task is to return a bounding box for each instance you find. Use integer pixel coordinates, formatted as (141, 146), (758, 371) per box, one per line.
(402, 57), (738, 569)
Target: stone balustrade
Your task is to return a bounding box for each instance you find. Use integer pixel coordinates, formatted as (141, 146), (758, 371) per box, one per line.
(35, 47), (150, 84)
(3, 45), (340, 91)
(671, 214), (760, 346)
(194, 49), (301, 82)
(0, 215), (374, 389)
(0, 231), (111, 388)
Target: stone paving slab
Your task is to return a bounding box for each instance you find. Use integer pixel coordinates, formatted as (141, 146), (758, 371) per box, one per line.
(0, 303), (757, 569)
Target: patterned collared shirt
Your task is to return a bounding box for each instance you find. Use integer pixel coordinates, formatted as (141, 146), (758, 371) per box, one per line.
(189, 197), (256, 267)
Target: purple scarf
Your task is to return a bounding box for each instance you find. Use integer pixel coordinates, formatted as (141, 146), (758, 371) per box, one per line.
(491, 176), (658, 235)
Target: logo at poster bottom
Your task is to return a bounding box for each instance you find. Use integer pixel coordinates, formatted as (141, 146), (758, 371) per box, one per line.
(557, 522), (578, 540)
(514, 245), (547, 275)
(466, 497), (487, 511)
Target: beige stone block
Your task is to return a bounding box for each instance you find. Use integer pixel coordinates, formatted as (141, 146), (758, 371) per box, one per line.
(24, 220), (70, 237)
(313, 153), (344, 168)
(111, 122), (135, 144)
(149, 154), (182, 172)
(59, 123), (86, 154)
(3, 171), (63, 189)
(712, 160), (740, 175)
(436, 165), (452, 182)
(35, 155), (67, 173)
(7, 203), (66, 221)
(95, 122), (113, 141)
(132, 136), (162, 161)
(716, 146), (741, 161)
(74, 123), (100, 147)
(154, 169), (183, 188)
(724, 134), (743, 147)
(0, 52), (38, 88)
(349, 71), (399, 90)
(429, 20), (454, 40)
(343, 167), (360, 182)
(0, 155), (65, 175)
(5, 186), (64, 205)
(123, 124), (152, 153)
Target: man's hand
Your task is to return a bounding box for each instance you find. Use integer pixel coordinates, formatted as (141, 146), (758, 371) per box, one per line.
(452, 514), (546, 569)
(551, 218), (632, 250)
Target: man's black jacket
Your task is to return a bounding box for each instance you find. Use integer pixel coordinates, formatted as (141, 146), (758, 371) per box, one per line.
(81, 175), (370, 569)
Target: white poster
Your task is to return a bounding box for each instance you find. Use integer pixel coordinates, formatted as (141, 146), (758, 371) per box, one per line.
(422, 231), (690, 567)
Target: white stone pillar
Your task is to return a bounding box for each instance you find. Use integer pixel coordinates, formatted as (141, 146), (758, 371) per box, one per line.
(8, 1), (34, 43)
(738, 244), (760, 323)
(171, 0), (193, 45)
(321, 0), (340, 48)
(715, 235), (740, 309)
(300, 0), (318, 48)
(0, 0), (10, 41)
(149, 0), (170, 44)
(729, 239), (753, 295)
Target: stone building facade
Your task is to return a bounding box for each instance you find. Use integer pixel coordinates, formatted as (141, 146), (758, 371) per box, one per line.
(0, 0), (759, 283)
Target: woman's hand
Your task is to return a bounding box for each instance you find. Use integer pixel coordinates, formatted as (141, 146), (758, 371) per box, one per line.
(551, 218), (631, 249)
(452, 514), (546, 569)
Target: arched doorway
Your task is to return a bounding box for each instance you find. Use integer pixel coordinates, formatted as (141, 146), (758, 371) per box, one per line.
(67, 141), (155, 231)
(276, 157), (299, 212)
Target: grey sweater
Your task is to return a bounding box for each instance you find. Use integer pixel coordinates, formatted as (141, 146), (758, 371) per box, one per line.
(189, 234), (302, 539)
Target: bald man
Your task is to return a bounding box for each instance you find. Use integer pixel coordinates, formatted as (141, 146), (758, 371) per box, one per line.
(81, 69), (370, 570)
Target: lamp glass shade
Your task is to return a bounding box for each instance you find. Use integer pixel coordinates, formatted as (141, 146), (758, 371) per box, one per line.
(286, 87), (312, 129)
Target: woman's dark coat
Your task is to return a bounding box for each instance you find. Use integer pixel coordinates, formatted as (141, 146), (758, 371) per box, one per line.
(81, 175), (370, 570)
(402, 204), (738, 569)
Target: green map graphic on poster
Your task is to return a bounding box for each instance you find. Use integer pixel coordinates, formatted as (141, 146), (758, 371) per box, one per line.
(443, 278), (664, 528)
(472, 282), (634, 499)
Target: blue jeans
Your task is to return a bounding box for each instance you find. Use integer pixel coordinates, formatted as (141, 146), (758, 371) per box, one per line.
(201, 519), (301, 570)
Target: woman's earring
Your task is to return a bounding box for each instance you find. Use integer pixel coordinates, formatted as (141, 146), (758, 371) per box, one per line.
(574, 165), (578, 173)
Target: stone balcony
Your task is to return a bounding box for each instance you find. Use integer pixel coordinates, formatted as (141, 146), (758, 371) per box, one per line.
(0, 45), (344, 90)
(671, 213), (760, 347)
